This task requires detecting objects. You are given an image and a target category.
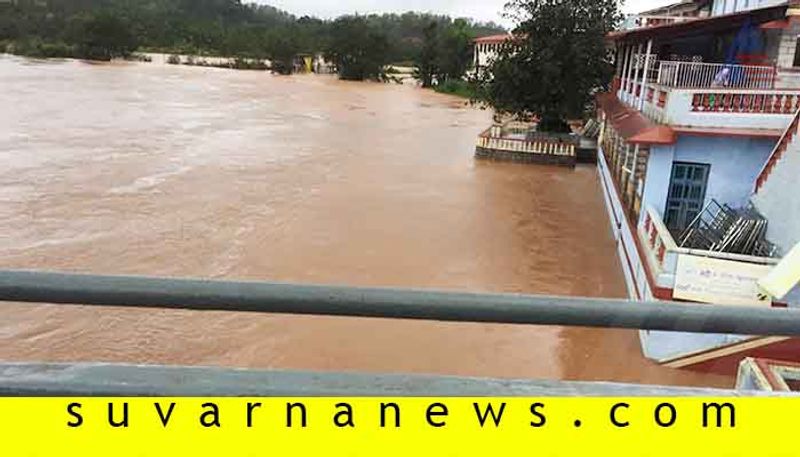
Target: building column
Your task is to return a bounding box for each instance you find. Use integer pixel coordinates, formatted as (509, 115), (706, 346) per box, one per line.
(624, 45), (636, 103)
(620, 45), (631, 99)
(638, 39), (654, 110)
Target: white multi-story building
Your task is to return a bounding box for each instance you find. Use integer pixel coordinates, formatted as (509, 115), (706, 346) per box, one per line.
(597, 0), (800, 375)
(472, 34), (513, 73)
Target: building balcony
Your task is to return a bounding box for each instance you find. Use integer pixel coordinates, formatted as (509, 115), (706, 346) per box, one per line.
(638, 205), (780, 306)
(616, 60), (800, 132)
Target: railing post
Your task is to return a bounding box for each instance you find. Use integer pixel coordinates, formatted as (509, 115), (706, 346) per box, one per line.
(656, 61), (663, 86)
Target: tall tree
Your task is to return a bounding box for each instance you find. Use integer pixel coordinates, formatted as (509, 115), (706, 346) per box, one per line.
(264, 26), (301, 74)
(327, 16), (389, 81)
(435, 19), (474, 83)
(475, 0), (621, 132)
(70, 12), (139, 60)
(413, 21), (440, 88)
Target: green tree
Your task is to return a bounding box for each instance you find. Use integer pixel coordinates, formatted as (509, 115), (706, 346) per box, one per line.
(70, 12), (139, 60)
(1, 1), (504, 66)
(265, 27), (301, 74)
(413, 21), (440, 88)
(475, 0), (621, 132)
(327, 16), (390, 81)
(435, 19), (474, 83)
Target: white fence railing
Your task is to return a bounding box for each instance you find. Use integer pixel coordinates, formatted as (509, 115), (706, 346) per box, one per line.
(656, 60), (776, 89)
(477, 134), (576, 157)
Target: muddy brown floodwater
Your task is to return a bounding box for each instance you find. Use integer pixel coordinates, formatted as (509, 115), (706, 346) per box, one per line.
(0, 55), (731, 388)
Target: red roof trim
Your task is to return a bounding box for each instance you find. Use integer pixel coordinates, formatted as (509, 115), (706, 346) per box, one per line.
(596, 92), (677, 145)
(473, 34), (513, 44)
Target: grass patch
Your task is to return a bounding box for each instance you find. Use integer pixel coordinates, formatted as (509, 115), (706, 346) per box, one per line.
(433, 79), (475, 99)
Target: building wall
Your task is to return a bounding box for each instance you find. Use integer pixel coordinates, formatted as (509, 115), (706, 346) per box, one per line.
(641, 145), (676, 219)
(753, 138), (800, 253)
(597, 144), (756, 364)
(711, 0), (785, 16)
(776, 20), (800, 68)
(641, 135), (775, 219)
(473, 42), (502, 70)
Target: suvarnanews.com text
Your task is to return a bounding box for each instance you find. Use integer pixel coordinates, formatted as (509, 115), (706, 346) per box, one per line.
(63, 400), (737, 430)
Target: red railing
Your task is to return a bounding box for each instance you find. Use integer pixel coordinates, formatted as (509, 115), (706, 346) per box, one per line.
(755, 108), (800, 193)
(691, 92), (800, 114)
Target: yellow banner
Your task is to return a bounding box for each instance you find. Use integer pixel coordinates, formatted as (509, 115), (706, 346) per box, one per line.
(0, 398), (792, 456)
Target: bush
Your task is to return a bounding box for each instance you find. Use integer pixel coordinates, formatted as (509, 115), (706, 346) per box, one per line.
(5, 39), (74, 58)
(167, 54), (181, 65)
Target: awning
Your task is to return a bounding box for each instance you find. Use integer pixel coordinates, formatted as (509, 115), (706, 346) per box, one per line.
(596, 93), (677, 145)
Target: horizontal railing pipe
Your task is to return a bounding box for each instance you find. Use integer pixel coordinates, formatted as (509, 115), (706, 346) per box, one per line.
(0, 270), (799, 336)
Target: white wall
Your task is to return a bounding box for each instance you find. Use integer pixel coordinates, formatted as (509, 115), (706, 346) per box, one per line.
(753, 139), (800, 253)
(641, 145), (676, 219)
(473, 42), (502, 70)
(641, 135), (776, 219)
(711, 0), (786, 16)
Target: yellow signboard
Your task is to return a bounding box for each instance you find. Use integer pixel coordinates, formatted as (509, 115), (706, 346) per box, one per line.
(673, 254), (773, 307)
(0, 397), (795, 456)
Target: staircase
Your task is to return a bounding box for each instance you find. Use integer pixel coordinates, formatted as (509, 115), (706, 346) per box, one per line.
(752, 108), (800, 253)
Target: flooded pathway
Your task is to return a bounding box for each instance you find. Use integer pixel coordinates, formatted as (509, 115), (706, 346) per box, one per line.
(0, 55), (730, 387)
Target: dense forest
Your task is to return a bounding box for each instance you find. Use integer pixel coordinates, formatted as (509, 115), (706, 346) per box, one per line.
(0, 0), (504, 80)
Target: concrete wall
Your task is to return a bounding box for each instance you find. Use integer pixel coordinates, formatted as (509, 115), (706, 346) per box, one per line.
(641, 145), (676, 219)
(641, 135), (776, 219)
(753, 139), (800, 253)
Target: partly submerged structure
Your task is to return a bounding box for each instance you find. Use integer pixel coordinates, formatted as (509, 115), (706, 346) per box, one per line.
(597, 0), (800, 374)
(737, 357), (800, 391)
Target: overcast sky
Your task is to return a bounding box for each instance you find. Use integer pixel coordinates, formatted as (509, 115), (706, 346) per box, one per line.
(258, 0), (673, 26)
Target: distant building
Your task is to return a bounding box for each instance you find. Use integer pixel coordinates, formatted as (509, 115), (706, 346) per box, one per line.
(597, 0), (800, 375)
(623, 1), (711, 30)
(472, 34), (513, 74)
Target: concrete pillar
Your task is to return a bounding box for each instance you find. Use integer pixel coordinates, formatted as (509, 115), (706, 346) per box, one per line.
(624, 45), (636, 103)
(621, 45), (631, 99)
(639, 39), (654, 110)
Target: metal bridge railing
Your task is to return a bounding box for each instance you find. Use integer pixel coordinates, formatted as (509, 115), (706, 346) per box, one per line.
(0, 270), (799, 337)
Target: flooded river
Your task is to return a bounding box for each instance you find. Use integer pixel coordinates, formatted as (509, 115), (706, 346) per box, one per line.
(0, 55), (730, 387)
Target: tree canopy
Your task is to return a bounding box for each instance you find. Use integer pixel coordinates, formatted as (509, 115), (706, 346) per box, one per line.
(0, 0), (504, 79)
(413, 19), (474, 88)
(326, 16), (390, 81)
(474, 0), (621, 132)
